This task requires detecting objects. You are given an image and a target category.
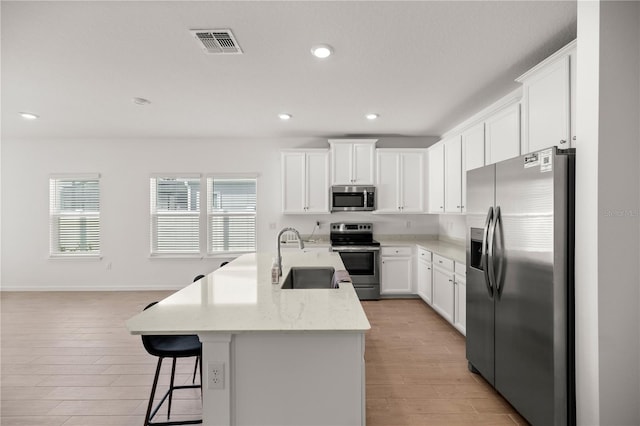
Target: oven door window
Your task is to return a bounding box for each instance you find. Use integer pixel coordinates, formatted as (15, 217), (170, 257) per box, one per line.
(338, 251), (375, 275)
(333, 193), (364, 208)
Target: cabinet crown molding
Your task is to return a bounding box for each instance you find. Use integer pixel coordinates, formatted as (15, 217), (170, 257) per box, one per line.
(328, 139), (378, 144)
(515, 39), (577, 83)
(439, 88), (522, 141)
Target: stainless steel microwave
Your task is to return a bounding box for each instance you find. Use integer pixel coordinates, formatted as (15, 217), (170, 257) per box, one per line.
(330, 186), (376, 212)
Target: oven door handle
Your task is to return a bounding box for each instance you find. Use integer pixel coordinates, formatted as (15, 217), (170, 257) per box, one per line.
(331, 246), (380, 252)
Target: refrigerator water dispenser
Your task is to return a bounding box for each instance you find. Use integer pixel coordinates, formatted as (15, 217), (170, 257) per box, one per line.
(469, 227), (484, 271)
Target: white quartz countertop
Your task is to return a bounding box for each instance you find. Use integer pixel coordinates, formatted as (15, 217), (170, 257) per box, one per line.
(126, 251), (371, 335)
(376, 236), (466, 264)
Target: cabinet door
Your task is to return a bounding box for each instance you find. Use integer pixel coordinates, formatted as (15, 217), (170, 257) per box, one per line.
(523, 55), (571, 153)
(485, 103), (520, 165)
(375, 151), (400, 213)
(331, 143), (353, 185)
(444, 136), (462, 213)
(399, 152), (425, 213)
(454, 274), (466, 335)
(432, 266), (454, 323)
(380, 256), (412, 295)
(428, 143), (445, 213)
(461, 123), (485, 213)
(305, 151), (329, 213)
(417, 259), (433, 305)
(281, 152), (306, 213)
(352, 143), (375, 185)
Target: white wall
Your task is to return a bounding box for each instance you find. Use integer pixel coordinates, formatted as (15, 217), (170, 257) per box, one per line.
(576, 1), (640, 424)
(0, 136), (439, 290)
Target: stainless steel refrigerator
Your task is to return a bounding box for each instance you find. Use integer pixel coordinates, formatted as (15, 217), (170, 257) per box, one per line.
(466, 147), (575, 425)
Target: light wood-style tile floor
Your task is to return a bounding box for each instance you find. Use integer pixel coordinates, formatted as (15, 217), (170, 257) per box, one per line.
(1, 292), (526, 425)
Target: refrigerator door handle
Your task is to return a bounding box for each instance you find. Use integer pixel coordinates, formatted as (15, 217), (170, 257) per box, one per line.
(482, 207), (494, 297)
(494, 206), (505, 296)
(487, 206), (498, 295)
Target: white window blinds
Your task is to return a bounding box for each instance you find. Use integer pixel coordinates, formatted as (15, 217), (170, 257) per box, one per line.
(207, 177), (257, 254)
(150, 176), (201, 255)
(49, 175), (100, 256)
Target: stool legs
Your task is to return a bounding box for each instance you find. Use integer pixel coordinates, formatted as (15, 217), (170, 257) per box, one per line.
(192, 357), (199, 384)
(144, 357), (164, 426)
(144, 356), (202, 426)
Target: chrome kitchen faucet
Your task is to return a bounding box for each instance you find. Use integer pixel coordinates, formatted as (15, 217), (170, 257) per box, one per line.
(276, 227), (305, 278)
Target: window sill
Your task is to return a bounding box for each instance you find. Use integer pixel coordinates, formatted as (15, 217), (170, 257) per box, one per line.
(49, 254), (102, 261)
(148, 251), (255, 260)
(206, 251), (254, 258)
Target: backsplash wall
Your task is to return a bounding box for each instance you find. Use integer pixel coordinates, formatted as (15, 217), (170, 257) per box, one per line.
(437, 214), (466, 243)
(279, 213), (440, 241)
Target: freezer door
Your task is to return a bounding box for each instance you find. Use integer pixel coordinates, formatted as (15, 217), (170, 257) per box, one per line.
(493, 149), (571, 425)
(465, 164), (495, 385)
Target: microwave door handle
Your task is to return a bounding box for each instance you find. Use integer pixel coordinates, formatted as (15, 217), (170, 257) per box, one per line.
(363, 190), (368, 208)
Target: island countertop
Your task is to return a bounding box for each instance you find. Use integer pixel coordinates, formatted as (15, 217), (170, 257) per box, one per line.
(126, 251), (371, 335)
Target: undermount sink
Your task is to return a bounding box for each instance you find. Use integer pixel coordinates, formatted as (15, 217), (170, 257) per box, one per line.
(281, 267), (336, 290)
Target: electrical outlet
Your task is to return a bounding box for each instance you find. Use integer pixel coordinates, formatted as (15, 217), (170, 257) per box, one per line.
(316, 221), (321, 229)
(208, 362), (224, 390)
(405, 220), (411, 228)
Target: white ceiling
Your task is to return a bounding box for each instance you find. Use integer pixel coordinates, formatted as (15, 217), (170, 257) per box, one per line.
(1, 1), (577, 140)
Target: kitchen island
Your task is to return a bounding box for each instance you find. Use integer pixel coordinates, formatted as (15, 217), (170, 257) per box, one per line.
(127, 251), (370, 426)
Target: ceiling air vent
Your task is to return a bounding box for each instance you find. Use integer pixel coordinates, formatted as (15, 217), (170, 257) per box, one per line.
(191, 29), (243, 54)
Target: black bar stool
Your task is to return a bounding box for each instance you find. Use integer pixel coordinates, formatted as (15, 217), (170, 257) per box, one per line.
(141, 302), (202, 426)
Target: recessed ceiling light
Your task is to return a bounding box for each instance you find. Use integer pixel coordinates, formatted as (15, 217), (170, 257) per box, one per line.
(310, 44), (333, 59)
(132, 97), (151, 106)
(278, 113), (292, 121)
(19, 112), (39, 120)
(366, 113), (379, 120)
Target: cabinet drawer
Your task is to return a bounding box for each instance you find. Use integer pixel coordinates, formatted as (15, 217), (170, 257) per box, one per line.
(454, 262), (466, 277)
(433, 254), (454, 271)
(417, 247), (432, 261)
(381, 246), (413, 257)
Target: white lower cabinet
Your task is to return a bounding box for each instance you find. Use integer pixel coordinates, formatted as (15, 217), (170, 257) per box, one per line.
(423, 251), (465, 335)
(432, 263), (455, 324)
(380, 246), (413, 295)
(453, 262), (466, 336)
(416, 248), (433, 305)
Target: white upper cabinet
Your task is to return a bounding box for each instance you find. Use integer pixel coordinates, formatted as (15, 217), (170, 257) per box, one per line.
(461, 122), (485, 213)
(517, 41), (576, 154)
(376, 151), (399, 213)
(485, 102), (521, 165)
(375, 149), (426, 214)
(427, 142), (445, 213)
(444, 136), (462, 213)
(399, 151), (425, 213)
(329, 139), (377, 185)
(281, 150), (329, 214)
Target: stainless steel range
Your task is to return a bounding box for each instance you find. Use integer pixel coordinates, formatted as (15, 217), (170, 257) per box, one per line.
(330, 222), (380, 300)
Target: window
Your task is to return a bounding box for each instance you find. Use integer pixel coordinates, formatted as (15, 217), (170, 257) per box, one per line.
(49, 174), (100, 257)
(207, 177), (257, 254)
(150, 176), (201, 255)
(150, 175), (257, 256)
